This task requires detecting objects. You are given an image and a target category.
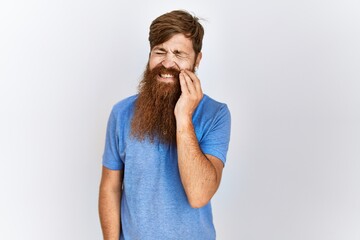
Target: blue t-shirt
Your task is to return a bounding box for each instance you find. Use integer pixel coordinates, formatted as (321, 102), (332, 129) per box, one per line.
(102, 94), (231, 240)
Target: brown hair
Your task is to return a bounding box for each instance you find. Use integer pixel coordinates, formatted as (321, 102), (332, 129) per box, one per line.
(149, 10), (204, 55)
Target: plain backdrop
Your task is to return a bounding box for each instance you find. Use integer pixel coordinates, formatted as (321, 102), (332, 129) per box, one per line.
(1, 0), (359, 239)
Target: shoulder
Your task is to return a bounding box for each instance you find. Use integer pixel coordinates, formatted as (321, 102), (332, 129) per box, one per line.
(195, 94), (230, 118)
(106, 95), (138, 135)
(192, 94), (231, 136)
(111, 94), (138, 117)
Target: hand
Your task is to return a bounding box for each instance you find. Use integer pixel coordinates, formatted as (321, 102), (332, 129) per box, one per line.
(174, 69), (204, 122)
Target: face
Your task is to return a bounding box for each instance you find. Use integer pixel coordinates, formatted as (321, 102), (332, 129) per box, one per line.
(131, 33), (202, 144)
(149, 33), (202, 83)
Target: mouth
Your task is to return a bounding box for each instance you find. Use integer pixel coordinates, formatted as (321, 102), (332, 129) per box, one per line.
(157, 73), (178, 83)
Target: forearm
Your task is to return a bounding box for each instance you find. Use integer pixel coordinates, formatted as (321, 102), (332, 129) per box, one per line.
(99, 187), (121, 240)
(176, 118), (218, 208)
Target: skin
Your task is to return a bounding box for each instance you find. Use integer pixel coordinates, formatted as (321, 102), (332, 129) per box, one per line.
(149, 34), (224, 207)
(99, 33), (224, 239)
(175, 69), (224, 208)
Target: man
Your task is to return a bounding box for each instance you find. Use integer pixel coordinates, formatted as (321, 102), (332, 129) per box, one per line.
(99, 10), (231, 240)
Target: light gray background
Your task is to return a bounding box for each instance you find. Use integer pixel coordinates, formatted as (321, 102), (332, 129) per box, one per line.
(1, 0), (359, 239)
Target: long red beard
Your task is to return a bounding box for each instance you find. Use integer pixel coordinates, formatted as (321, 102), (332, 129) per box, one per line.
(130, 64), (181, 144)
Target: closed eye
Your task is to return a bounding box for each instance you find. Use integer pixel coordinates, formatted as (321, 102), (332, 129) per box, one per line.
(173, 50), (187, 58)
(152, 47), (167, 55)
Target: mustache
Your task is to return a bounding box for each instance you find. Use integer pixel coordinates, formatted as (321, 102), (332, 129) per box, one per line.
(150, 65), (181, 81)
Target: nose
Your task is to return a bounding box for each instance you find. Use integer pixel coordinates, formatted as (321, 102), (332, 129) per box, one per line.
(161, 54), (176, 68)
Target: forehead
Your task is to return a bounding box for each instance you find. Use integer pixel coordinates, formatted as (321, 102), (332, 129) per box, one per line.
(153, 33), (194, 53)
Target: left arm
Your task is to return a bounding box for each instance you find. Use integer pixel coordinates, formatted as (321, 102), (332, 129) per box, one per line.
(175, 70), (224, 208)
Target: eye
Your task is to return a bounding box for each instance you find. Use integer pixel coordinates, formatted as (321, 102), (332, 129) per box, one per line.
(174, 51), (186, 58)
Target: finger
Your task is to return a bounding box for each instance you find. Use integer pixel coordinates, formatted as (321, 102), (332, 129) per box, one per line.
(182, 71), (196, 94)
(179, 72), (190, 94)
(184, 69), (202, 95)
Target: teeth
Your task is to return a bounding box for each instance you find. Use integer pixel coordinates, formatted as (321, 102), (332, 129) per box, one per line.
(160, 74), (174, 78)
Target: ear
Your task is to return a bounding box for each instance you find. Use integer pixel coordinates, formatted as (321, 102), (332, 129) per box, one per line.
(195, 52), (202, 68)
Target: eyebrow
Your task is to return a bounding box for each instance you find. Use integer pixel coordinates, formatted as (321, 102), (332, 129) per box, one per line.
(152, 47), (189, 55)
(172, 50), (188, 55)
(153, 47), (166, 52)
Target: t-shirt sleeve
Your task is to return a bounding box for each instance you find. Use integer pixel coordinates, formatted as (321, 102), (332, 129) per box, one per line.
(200, 104), (231, 165)
(102, 109), (124, 170)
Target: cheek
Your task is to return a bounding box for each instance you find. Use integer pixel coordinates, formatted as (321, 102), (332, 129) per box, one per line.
(149, 57), (162, 70)
(177, 60), (193, 71)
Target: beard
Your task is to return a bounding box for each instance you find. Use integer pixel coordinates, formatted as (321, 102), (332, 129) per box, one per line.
(130, 64), (182, 144)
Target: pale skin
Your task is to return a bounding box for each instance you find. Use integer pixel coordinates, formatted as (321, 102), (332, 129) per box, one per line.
(99, 33), (224, 239)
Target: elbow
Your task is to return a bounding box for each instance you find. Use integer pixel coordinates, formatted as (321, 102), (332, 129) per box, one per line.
(187, 195), (211, 209)
(186, 183), (219, 208)
(189, 201), (208, 209)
